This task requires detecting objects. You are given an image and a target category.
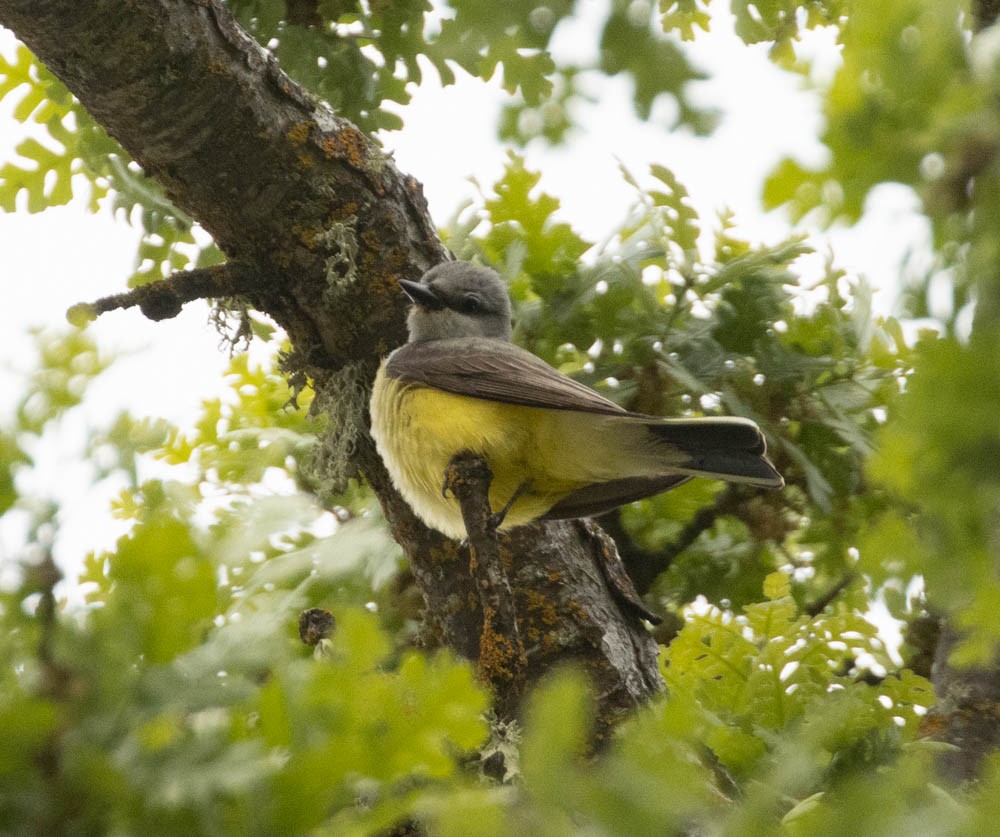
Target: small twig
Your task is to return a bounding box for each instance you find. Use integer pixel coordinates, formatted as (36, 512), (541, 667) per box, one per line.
(805, 571), (857, 618)
(22, 519), (78, 836)
(32, 547), (63, 685)
(444, 452), (526, 717)
(614, 485), (744, 595)
(67, 262), (265, 324)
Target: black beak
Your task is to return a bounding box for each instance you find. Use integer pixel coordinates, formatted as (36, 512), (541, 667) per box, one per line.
(398, 278), (444, 310)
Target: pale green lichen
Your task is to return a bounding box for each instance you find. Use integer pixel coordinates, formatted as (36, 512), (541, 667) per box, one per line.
(480, 716), (522, 783)
(317, 219), (359, 303)
(209, 300), (253, 354)
(307, 361), (370, 497)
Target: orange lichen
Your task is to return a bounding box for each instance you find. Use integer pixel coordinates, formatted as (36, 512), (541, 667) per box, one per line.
(286, 120), (312, 147)
(917, 713), (948, 738)
(567, 600), (590, 623)
(522, 588), (560, 628)
(329, 201), (359, 221)
(423, 539), (461, 567)
(521, 588), (563, 653)
(478, 607), (526, 686)
(320, 125), (368, 167)
(290, 223), (323, 249)
(360, 228), (381, 250)
(208, 59), (231, 77)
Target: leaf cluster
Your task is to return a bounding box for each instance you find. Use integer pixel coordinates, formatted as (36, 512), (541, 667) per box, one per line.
(221, 0), (716, 143)
(0, 380), (954, 836)
(661, 0), (846, 63)
(1, 332), (488, 833)
(0, 46), (222, 288)
(453, 155), (910, 615)
(749, 0), (1000, 663)
(6, 1), (1000, 832)
(0, 0), (715, 312)
(762, 0), (1000, 330)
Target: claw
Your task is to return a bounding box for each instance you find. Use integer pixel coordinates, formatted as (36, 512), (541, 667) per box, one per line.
(487, 479), (533, 532)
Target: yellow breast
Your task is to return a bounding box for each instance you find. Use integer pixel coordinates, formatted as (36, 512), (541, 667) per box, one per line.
(370, 364), (586, 539)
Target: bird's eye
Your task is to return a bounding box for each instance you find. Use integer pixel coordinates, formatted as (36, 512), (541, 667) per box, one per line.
(459, 293), (482, 313)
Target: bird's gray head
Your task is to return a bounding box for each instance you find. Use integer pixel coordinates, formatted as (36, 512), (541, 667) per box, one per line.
(400, 262), (513, 343)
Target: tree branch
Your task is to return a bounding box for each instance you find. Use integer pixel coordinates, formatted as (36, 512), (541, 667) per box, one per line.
(973, 0), (1000, 31)
(68, 262), (267, 324)
(615, 485), (744, 595)
(921, 619), (1000, 782)
(805, 571), (857, 618)
(0, 0), (446, 369)
(444, 453), (526, 719)
(0, 0), (666, 725)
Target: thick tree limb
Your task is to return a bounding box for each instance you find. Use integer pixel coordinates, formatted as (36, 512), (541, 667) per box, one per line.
(359, 435), (664, 734)
(0, 0), (665, 724)
(973, 0), (1000, 31)
(1, 0), (446, 368)
(921, 621), (1000, 783)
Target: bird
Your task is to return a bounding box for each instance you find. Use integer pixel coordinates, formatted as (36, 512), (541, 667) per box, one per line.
(370, 262), (783, 540)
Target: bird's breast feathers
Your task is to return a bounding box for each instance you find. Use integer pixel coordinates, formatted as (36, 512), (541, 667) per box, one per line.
(371, 360), (594, 539)
(371, 338), (781, 539)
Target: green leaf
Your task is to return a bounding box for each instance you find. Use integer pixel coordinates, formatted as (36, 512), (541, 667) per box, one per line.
(15, 329), (113, 435)
(521, 668), (592, 787)
(600, 6), (713, 129)
(648, 163), (700, 253)
(765, 0), (984, 232)
(0, 430), (29, 516)
(481, 153), (592, 281)
(0, 45), (75, 122)
(659, 0), (712, 41)
(0, 132), (76, 212)
(763, 570), (791, 600)
(498, 67), (579, 146)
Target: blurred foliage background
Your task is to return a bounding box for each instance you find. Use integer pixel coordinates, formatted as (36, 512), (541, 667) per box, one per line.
(3, 0), (1000, 833)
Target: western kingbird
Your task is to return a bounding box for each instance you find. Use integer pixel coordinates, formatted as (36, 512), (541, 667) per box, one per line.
(370, 262), (783, 540)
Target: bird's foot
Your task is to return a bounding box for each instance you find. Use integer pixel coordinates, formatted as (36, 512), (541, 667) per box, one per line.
(487, 479), (533, 532)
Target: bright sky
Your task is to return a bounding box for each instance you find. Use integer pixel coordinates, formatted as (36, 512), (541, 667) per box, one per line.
(0, 8), (933, 583)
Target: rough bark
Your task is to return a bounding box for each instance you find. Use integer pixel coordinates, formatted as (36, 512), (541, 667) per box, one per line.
(0, 0), (663, 726)
(973, 0), (1000, 32)
(917, 0), (1000, 786)
(921, 621), (1000, 783)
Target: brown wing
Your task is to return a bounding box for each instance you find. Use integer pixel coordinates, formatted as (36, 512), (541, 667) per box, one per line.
(385, 337), (630, 416)
(542, 475), (693, 520)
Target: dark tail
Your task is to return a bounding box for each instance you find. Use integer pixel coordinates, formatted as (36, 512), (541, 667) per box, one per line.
(647, 417), (784, 488)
